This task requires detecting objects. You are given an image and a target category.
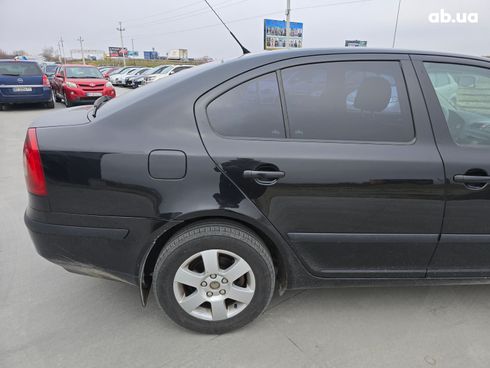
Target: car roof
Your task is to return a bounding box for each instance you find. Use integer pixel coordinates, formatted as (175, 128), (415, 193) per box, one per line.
(0, 59), (39, 63)
(61, 64), (100, 68)
(233, 47), (490, 64)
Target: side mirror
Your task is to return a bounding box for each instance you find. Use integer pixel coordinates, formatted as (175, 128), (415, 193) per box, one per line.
(169, 70), (175, 75)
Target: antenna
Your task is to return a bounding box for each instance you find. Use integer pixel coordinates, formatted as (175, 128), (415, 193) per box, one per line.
(203, 0), (250, 55)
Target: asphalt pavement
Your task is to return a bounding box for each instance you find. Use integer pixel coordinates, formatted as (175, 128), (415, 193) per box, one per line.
(2, 87), (490, 368)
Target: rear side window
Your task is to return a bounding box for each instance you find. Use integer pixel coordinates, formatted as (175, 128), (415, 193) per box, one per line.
(207, 73), (286, 139)
(0, 62), (42, 76)
(424, 62), (490, 146)
(281, 61), (414, 142)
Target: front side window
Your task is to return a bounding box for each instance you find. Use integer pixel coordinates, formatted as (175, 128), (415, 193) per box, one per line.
(424, 62), (490, 146)
(282, 61), (414, 142)
(207, 73), (285, 139)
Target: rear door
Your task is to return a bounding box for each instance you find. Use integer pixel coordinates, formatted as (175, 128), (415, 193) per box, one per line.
(413, 55), (490, 277)
(195, 54), (445, 278)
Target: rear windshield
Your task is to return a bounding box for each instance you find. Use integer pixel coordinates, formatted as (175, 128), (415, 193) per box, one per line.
(65, 66), (103, 79)
(45, 65), (58, 73)
(0, 61), (42, 76)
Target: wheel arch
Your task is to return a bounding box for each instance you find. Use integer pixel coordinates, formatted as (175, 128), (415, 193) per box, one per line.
(138, 212), (290, 306)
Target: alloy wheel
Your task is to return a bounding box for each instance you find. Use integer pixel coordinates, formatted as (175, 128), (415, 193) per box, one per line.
(173, 249), (255, 321)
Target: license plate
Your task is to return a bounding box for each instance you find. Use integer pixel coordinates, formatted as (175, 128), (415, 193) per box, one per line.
(87, 92), (102, 97)
(13, 87), (32, 92)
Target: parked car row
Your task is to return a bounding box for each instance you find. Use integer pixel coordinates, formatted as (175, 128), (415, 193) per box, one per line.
(100, 64), (194, 88)
(0, 59), (194, 110)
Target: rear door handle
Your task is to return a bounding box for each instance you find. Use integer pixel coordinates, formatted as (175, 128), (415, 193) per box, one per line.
(454, 175), (490, 183)
(243, 170), (285, 180)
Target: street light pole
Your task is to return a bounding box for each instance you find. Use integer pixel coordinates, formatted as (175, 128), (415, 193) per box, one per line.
(117, 21), (126, 66)
(77, 36), (85, 64)
(285, 0), (291, 49)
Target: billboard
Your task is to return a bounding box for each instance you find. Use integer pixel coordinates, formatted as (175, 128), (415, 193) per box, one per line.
(144, 51), (159, 60)
(264, 19), (303, 50)
(127, 51), (139, 58)
(108, 47), (128, 57)
(345, 40), (367, 47)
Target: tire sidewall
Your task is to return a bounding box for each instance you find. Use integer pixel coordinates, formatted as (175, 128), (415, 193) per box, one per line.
(154, 229), (274, 334)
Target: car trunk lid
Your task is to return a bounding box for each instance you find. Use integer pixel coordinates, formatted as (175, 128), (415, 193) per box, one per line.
(29, 105), (92, 128)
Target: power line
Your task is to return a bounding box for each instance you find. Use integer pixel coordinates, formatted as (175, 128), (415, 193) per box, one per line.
(126, 0), (249, 29)
(129, 0), (373, 40)
(124, 0), (203, 23)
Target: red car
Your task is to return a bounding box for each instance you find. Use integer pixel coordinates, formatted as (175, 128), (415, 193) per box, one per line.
(51, 64), (116, 107)
(102, 67), (119, 79)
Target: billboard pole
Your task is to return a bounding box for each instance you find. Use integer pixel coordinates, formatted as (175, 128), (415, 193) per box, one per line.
(117, 21), (126, 66)
(285, 0), (291, 49)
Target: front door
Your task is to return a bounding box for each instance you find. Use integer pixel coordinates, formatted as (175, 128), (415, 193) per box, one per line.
(414, 56), (490, 277)
(196, 54), (445, 278)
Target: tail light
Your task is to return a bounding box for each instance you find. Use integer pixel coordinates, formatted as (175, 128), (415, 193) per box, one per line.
(42, 74), (50, 87)
(23, 128), (47, 196)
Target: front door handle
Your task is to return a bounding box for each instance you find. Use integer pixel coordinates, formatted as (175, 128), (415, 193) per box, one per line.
(454, 175), (490, 183)
(243, 170), (285, 180)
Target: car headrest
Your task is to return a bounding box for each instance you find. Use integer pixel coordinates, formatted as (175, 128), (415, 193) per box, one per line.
(353, 76), (391, 112)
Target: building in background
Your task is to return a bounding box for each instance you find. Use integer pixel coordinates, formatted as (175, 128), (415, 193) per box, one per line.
(70, 49), (105, 60)
(345, 40), (368, 47)
(264, 19), (303, 50)
(167, 49), (188, 60)
(144, 50), (159, 60)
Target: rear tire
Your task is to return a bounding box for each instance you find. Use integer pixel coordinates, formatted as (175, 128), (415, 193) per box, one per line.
(46, 92), (55, 109)
(0, 104), (6, 111)
(63, 92), (73, 108)
(153, 221), (275, 334)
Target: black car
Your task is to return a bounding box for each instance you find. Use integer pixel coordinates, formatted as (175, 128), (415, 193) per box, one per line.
(24, 49), (490, 333)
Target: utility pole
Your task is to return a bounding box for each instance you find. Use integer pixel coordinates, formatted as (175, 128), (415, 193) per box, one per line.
(57, 41), (63, 63)
(131, 38), (135, 65)
(285, 0), (291, 49)
(59, 36), (66, 64)
(117, 21), (126, 66)
(392, 0), (402, 48)
(77, 36), (85, 64)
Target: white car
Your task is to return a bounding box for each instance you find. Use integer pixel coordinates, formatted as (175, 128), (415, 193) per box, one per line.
(109, 68), (139, 86)
(120, 68), (149, 86)
(144, 65), (194, 84)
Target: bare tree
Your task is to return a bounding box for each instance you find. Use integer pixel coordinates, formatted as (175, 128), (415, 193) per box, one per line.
(41, 47), (57, 62)
(12, 49), (28, 57)
(0, 49), (14, 59)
